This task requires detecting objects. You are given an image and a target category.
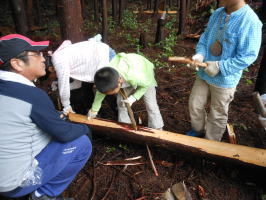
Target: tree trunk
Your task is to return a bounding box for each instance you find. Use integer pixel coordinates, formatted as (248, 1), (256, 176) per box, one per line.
(139, 32), (147, 48)
(154, 13), (166, 44)
(57, 0), (84, 43)
(69, 113), (266, 168)
(186, 0), (191, 12)
(259, 0), (266, 22)
(153, 0), (160, 16)
(255, 47), (266, 94)
(118, 0), (125, 25)
(102, 0), (108, 42)
(26, 0), (34, 29)
(177, 0), (186, 35)
(93, 0), (99, 21)
(112, 0), (118, 23)
(10, 0), (29, 35)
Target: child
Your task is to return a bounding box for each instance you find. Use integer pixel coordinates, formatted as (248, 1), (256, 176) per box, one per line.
(187, 0), (262, 141)
(51, 34), (116, 115)
(87, 53), (164, 130)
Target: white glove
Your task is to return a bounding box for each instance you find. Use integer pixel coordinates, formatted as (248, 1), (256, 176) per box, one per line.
(205, 61), (220, 77)
(87, 109), (98, 119)
(121, 95), (136, 107)
(258, 115), (266, 130)
(88, 34), (102, 42)
(187, 54), (204, 71)
(51, 81), (58, 91)
(63, 105), (75, 115)
(192, 54), (204, 62)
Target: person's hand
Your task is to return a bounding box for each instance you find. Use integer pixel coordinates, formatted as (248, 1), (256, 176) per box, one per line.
(63, 105), (75, 115)
(258, 115), (266, 130)
(204, 61), (219, 77)
(187, 54), (204, 71)
(121, 95), (136, 107)
(87, 109), (98, 120)
(51, 81), (58, 91)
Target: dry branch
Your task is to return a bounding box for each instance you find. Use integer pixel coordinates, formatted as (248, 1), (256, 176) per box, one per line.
(68, 113), (266, 168)
(168, 56), (208, 67)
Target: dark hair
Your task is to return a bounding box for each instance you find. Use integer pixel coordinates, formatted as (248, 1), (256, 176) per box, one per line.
(1, 51), (29, 72)
(94, 67), (120, 93)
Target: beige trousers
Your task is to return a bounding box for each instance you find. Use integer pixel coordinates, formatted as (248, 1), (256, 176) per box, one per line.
(189, 78), (236, 141)
(117, 86), (164, 129)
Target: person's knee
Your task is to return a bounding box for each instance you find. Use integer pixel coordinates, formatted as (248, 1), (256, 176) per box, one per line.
(75, 135), (92, 159)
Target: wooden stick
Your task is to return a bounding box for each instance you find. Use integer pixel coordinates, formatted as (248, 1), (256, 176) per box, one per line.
(227, 124), (236, 144)
(146, 144), (159, 176)
(68, 113), (266, 168)
(119, 88), (138, 131)
(133, 10), (177, 14)
(168, 56), (208, 67)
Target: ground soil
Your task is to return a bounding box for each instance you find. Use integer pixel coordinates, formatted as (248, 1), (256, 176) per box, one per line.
(1, 1), (266, 200)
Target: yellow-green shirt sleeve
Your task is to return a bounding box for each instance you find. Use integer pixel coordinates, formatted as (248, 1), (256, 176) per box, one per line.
(132, 86), (149, 100)
(91, 90), (106, 112)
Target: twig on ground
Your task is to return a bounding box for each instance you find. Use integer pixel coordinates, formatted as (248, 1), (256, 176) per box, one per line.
(90, 158), (96, 200)
(146, 144), (159, 176)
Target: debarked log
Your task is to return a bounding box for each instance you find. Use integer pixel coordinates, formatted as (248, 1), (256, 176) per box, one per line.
(69, 113), (266, 168)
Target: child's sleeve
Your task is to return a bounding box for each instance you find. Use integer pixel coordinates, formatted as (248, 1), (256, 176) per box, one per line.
(132, 86), (149, 100)
(91, 90), (106, 112)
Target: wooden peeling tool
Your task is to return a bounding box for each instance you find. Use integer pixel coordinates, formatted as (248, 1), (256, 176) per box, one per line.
(168, 56), (208, 67)
(119, 88), (138, 131)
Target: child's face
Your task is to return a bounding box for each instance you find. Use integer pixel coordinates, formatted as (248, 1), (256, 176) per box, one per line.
(104, 77), (123, 95)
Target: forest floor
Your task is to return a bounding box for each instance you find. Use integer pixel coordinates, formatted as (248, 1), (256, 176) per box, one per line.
(1, 1), (266, 200)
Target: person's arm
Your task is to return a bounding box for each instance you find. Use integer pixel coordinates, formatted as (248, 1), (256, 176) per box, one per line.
(196, 13), (216, 58)
(132, 86), (149, 100)
(91, 90), (106, 112)
(31, 89), (90, 143)
(219, 22), (262, 76)
(52, 55), (71, 110)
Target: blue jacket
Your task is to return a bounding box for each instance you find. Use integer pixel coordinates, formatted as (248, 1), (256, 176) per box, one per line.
(0, 78), (90, 192)
(196, 5), (262, 88)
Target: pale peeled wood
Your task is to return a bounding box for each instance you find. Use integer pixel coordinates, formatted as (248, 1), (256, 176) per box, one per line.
(168, 56), (208, 67)
(227, 124), (236, 144)
(69, 113), (266, 168)
(133, 10), (177, 14)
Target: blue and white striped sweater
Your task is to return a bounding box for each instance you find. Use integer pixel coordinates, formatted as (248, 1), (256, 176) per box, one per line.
(196, 5), (262, 88)
(0, 80), (89, 192)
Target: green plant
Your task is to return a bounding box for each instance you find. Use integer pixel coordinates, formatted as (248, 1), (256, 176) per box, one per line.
(119, 144), (130, 151)
(161, 31), (176, 58)
(106, 146), (116, 153)
(108, 17), (115, 33)
(84, 19), (95, 31)
(246, 79), (253, 85)
(122, 10), (138, 30)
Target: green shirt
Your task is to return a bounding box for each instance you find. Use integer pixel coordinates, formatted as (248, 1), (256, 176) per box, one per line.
(92, 53), (157, 112)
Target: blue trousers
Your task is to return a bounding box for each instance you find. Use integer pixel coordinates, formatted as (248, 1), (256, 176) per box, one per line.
(2, 135), (92, 198)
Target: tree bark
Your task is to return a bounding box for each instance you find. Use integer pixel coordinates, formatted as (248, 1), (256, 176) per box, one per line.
(57, 0), (84, 42)
(93, 0), (99, 21)
(177, 0), (186, 35)
(69, 113), (266, 168)
(10, 0), (29, 35)
(118, 0), (125, 25)
(255, 47), (266, 94)
(112, 0), (118, 23)
(26, 0), (34, 29)
(102, 0), (108, 42)
(154, 13), (166, 44)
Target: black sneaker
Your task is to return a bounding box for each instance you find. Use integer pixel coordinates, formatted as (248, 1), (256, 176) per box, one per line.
(29, 192), (74, 200)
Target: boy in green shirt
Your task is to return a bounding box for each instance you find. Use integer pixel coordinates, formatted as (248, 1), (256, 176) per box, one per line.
(87, 53), (164, 129)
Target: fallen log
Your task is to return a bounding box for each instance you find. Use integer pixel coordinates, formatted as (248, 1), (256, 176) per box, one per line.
(133, 10), (177, 14)
(69, 113), (266, 168)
